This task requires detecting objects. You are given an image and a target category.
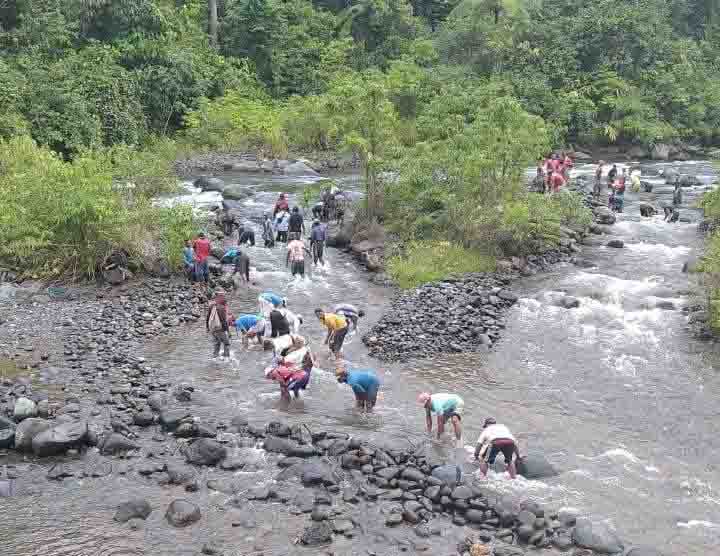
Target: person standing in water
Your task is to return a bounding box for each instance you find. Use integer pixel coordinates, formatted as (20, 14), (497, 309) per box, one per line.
(673, 180), (683, 207)
(288, 206), (305, 239)
(193, 232), (211, 284)
(593, 161), (604, 199)
(474, 418), (520, 479)
(206, 290), (230, 359)
(262, 213), (275, 248)
(310, 219), (326, 265)
(418, 392), (464, 446)
(286, 236), (311, 277)
(232, 249), (250, 286)
(276, 211), (290, 243)
(336, 365), (380, 413)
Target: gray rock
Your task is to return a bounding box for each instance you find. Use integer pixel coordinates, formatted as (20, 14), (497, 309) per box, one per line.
(220, 448), (265, 471)
(376, 466), (401, 480)
(558, 296), (580, 309)
(283, 161), (319, 177)
(100, 433), (140, 455)
(32, 421), (88, 456)
(266, 421), (292, 437)
(13, 397), (38, 421)
(606, 239), (624, 249)
(594, 207), (616, 225)
(133, 410), (154, 427)
(400, 467), (426, 483)
(164, 464), (195, 485)
(572, 519), (624, 554)
(165, 499), (201, 527)
(300, 521), (333, 545)
(159, 409), (191, 431)
(193, 177), (225, 192)
(185, 438), (227, 466)
(451, 485), (473, 500)
(0, 416), (15, 449)
(115, 499), (152, 523)
(517, 453), (558, 479)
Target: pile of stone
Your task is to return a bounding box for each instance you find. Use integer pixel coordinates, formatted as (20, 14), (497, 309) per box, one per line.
(363, 273), (519, 361)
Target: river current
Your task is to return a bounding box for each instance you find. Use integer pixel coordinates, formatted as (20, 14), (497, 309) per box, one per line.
(2, 161), (719, 556)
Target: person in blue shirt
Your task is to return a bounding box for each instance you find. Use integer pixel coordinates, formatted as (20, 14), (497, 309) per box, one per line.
(182, 240), (195, 282)
(418, 392), (464, 446)
(337, 366), (380, 413)
(234, 314), (266, 346)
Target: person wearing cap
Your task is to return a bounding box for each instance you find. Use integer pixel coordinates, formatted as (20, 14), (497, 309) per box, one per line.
(206, 290), (230, 359)
(315, 308), (349, 360)
(336, 365), (380, 413)
(418, 392), (464, 444)
(474, 418), (520, 479)
(310, 219), (327, 265)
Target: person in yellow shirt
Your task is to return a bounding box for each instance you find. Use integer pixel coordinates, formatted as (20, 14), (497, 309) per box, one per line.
(315, 308), (349, 359)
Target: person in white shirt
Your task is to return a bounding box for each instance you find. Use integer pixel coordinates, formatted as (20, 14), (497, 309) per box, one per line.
(474, 417), (520, 479)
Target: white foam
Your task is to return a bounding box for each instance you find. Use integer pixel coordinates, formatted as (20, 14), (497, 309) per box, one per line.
(677, 520), (719, 529)
(601, 448), (641, 463)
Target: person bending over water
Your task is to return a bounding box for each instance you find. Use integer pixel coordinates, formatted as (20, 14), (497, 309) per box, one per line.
(418, 392), (464, 446)
(474, 418), (520, 479)
(315, 308), (349, 360)
(333, 304), (365, 333)
(336, 365), (380, 413)
(234, 314), (266, 346)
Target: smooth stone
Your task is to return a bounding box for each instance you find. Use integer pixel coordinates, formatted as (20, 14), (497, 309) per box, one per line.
(165, 499), (201, 527)
(115, 499), (152, 523)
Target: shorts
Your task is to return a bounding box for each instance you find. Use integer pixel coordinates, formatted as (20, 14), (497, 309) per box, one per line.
(291, 260), (304, 276)
(355, 384), (379, 406)
(484, 439), (517, 464)
(442, 399), (464, 421)
(287, 371), (310, 392)
(330, 326), (348, 354)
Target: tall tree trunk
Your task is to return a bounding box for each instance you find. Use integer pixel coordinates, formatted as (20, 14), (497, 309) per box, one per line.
(208, 0), (219, 48)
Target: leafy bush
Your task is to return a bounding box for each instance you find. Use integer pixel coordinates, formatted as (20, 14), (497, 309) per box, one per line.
(0, 135), (196, 279)
(388, 241), (496, 288)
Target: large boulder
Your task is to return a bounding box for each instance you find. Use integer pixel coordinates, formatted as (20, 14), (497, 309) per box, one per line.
(166, 499), (201, 527)
(516, 453), (558, 479)
(13, 417), (51, 451)
(572, 519), (624, 554)
(283, 161), (319, 177)
(606, 239), (624, 249)
(651, 143), (671, 161)
(114, 499), (152, 523)
(222, 185), (253, 201)
(679, 174), (701, 187)
(639, 203), (657, 217)
(664, 168), (680, 183)
(14, 397), (38, 421)
(32, 421), (88, 456)
(193, 176), (225, 192)
(0, 416), (15, 449)
(185, 438), (227, 466)
(594, 207), (616, 225)
(230, 161), (262, 173)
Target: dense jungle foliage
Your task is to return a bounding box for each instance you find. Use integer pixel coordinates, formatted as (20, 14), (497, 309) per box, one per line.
(1, 0), (718, 281)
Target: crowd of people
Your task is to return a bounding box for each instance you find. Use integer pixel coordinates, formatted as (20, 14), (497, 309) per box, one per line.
(188, 186), (525, 480)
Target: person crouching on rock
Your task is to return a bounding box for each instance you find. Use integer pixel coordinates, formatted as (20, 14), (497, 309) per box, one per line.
(418, 392), (464, 447)
(336, 364), (380, 413)
(315, 308), (349, 360)
(474, 417), (520, 479)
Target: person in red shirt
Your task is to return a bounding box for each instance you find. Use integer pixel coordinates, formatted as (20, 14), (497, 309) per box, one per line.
(550, 170), (566, 193)
(193, 232), (211, 283)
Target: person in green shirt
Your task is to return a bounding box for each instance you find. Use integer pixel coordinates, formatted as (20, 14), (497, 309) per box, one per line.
(418, 392), (464, 446)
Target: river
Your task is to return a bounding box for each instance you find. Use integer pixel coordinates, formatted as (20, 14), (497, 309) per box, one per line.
(1, 161), (719, 556)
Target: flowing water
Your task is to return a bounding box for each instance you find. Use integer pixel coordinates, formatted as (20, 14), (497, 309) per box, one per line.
(2, 163), (720, 556)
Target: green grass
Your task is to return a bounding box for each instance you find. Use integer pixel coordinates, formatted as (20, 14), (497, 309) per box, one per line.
(388, 241), (496, 288)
